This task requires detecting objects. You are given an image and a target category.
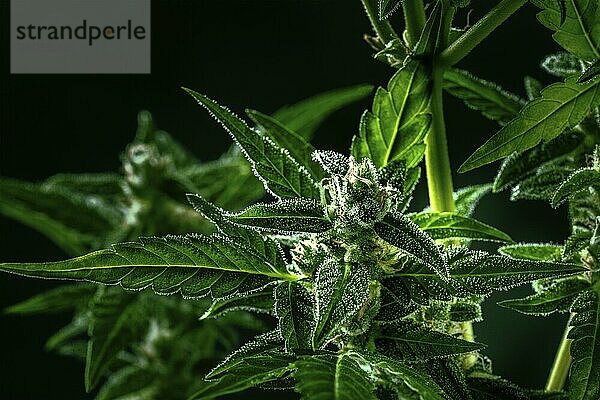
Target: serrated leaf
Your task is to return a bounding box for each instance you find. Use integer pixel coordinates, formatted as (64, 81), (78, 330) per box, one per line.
(352, 61), (431, 169)
(419, 358), (472, 400)
(313, 261), (371, 348)
(227, 199), (332, 234)
(389, 247), (584, 303)
(5, 283), (97, 315)
(409, 212), (513, 243)
(294, 352), (377, 400)
(510, 165), (574, 202)
(375, 320), (485, 361)
(246, 109), (324, 180)
(541, 52), (583, 77)
(454, 184), (492, 217)
(0, 176), (123, 255)
(467, 375), (528, 400)
(273, 84), (373, 140)
(499, 243), (563, 261)
(375, 213), (448, 279)
(192, 352), (295, 399)
(85, 288), (147, 391)
(376, 277), (417, 322)
(358, 352), (447, 400)
(183, 88), (320, 199)
(568, 288), (600, 400)
(443, 69), (524, 124)
(460, 77), (600, 172)
(532, 0), (600, 61)
(275, 281), (315, 350)
(0, 234), (298, 299)
(493, 130), (584, 192)
(498, 276), (589, 315)
(200, 286), (275, 320)
(552, 167), (600, 207)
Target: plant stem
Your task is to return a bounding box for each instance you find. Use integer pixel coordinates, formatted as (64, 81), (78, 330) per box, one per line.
(425, 67), (456, 213)
(439, 0), (527, 67)
(402, 0), (426, 46)
(360, 0), (398, 43)
(546, 317), (573, 391)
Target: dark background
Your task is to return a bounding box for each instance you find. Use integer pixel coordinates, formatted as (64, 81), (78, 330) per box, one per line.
(0, 1), (571, 398)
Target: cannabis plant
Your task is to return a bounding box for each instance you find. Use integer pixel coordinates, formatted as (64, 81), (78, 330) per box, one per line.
(2, 0), (600, 399)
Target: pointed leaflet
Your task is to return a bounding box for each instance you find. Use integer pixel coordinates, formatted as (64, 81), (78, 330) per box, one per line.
(227, 199), (333, 234)
(0, 176), (122, 255)
(375, 320), (485, 361)
(379, 0), (402, 19)
(568, 288), (600, 400)
(454, 184), (492, 217)
(352, 60), (431, 169)
(467, 374), (529, 400)
(498, 276), (589, 315)
(460, 77), (600, 172)
(356, 352), (446, 400)
(275, 281), (315, 350)
(532, 0), (600, 62)
(388, 247), (584, 303)
(510, 165), (574, 202)
(85, 288), (147, 391)
(273, 84), (373, 140)
(183, 88), (320, 199)
(493, 130), (584, 192)
(246, 109), (324, 180)
(409, 212), (513, 243)
(375, 213), (448, 279)
(313, 260), (371, 348)
(5, 283), (97, 315)
(443, 69), (524, 125)
(552, 167), (600, 207)
(0, 234), (298, 299)
(294, 352), (377, 400)
(95, 366), (157, 400)
(579, 59), (600, 83)
(499, 243), (563, 261)
(200, 285), (275, 319)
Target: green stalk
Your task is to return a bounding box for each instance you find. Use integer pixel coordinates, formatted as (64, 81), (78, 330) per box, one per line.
(439, 0), (527, 66)
(360, 0), (398, 43)
(402, 0), (426, 46)
(546, 318), (573, 391)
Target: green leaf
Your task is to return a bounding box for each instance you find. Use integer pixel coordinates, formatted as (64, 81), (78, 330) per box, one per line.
(352, 60), (432, 169)
(525, 76), (544, 100)
(85, 288), (147, 391)
(409, 212), (513, 243)
(389, 247), (584, 303)
(552, 167), (600, 207)
(467, 374), (528, 400)
(357, 352), (447, 400)
(378, 0), (402, 19)
(443, 69), (524, 124)
(375, 320), (485, 361)
(294, 352), (377, 400)
(273, 84), (373, 140)
(5, 283), (97, 315)
(183, 88), (320, 199)
(493, 130), (584, 192)
(96, 366), (157, 400)
(200, 286), (275, 320)
(227, 199), (332, 234)
(192, 353), (295, 399)
(454, 184), (492, 217)
(313, 261), (371, 348)
(567, 288), (600, 400)
(460, 77), (600, 172)
(375, 213), (448, 279)
(375, 277), (417, 323)
(499, 243), (564, 261)
(275, 281), (315, 350)
(510, 165), (574, 202)
(246, 109), (324, 180)
(532, 0), (600, 61)
(0, 234), (298, 299)
(419, 358), (472, 400)
(498, 276), (589, 315)
(0, 176), (123, 255)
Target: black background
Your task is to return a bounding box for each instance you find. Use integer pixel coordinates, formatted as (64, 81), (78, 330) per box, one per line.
(0, 1), (572, 398)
